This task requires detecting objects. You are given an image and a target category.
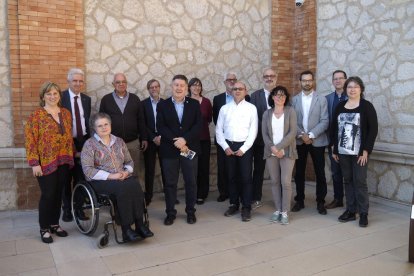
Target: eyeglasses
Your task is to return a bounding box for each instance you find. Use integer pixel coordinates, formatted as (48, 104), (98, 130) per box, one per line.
(347, 85), (360, 89)
(226, 78), (237, 82)
(71, 80), (84, 84)
(333, 78), (346, 81)
(232, 87), (245, 91)
(263, 75), (276, 79)
(114, 80), (127, 85)
(301, 80), (313, 83)
(273, 93), (286, 98)
(149, 85), (160, 89)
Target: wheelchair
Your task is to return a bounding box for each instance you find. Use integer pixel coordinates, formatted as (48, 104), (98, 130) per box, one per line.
(71, 181), (149, 248)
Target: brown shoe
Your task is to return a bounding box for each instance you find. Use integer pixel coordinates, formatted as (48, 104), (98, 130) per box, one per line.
(325, 199), (343, 209)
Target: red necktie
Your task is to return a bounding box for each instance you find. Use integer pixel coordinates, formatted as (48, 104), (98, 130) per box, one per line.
(74, 96), (83, 139)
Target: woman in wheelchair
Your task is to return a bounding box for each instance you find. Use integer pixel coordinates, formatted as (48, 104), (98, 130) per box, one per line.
(81, 112), (153, 242)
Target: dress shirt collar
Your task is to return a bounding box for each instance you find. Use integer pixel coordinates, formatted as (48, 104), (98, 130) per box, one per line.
(113, 91), (129, 99)
(171, 96), (185, 104)
(150, 95), (160, 103)
(94, 133), (116, 147)
(301, 90), (314, 98)
(68, 88), (81, 99)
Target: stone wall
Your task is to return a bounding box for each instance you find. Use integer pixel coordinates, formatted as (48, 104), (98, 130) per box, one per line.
(317, 0), (414, 203)
(84, 0), (272, 109)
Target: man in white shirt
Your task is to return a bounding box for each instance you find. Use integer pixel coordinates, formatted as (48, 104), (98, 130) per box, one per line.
(291, 70), (329, 215)
(61, 68), (91, 222)
(216, 81), (258, 222)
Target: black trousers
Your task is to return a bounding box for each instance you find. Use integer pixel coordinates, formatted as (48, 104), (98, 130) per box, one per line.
(252, 143), (266, 201)
(162, 156), (198, 217)
(62, 136), (87, 212)
(38, 164), (70, 229)
(225, 141), (253, 210)
(328, 147), (344, 202)
(294, 144), (327, 204)
(90, 177), (144, 226)
(143, 141), (164, 202)
(197, 140), (211, 199)
(216, 144), (229, 198)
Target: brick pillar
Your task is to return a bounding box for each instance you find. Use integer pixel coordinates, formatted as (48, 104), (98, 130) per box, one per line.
(271, 0), (317, 181)
(8, 0), (85, 209)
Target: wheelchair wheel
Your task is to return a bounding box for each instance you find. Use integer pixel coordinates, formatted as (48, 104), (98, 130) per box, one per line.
(97, 231), (109, 249)
(72, 181), (99, 235)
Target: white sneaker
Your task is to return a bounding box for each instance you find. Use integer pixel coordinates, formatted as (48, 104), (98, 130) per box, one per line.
(270, 211), (281, 222)
(252, 201), (263, 210)
(280, 213), (289, 225)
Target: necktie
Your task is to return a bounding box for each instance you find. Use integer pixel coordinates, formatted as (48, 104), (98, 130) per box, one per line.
(74, 96), (83, 139)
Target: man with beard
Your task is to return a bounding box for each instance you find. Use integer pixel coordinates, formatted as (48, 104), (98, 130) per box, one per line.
(291, 70), (329, 215)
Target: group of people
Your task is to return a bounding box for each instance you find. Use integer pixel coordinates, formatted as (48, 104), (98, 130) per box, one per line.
(24, 67), (378, 244)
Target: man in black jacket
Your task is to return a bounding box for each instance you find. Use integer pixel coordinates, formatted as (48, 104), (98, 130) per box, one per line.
(99, 73), (148, 179)
(142, 79), (164, 205)
(61, 68), (91, 222)
(157, 75), (202, 226)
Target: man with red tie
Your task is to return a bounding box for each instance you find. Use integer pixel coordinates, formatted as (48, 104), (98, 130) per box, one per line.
(61, 68), (91, 222)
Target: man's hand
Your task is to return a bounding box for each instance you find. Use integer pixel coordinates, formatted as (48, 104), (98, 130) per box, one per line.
(140, 140), (148, 151)
(173, 137), (186, 149)
(153, 135), (161, 146)
(234, 149), (244, 156)
(224, 147), (234, 156)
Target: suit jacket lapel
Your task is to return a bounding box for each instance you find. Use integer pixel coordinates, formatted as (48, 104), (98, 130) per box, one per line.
(168, 98), (181, 126)
(309, 93), (317, 117)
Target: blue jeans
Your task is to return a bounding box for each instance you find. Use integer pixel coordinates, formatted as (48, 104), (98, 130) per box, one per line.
(339, 154), (369, 214)
(328, 147), (344, 202)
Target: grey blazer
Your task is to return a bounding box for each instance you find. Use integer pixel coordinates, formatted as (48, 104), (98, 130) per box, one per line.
(291, 91), (329, 147)
(262, 106), (298, 160)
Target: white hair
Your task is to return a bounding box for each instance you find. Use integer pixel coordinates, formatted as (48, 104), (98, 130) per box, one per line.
(223, 71), (237, 81)
(67, 68), (84, 81)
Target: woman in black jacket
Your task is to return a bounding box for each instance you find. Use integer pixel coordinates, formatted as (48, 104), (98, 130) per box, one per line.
(331, 76), (378, 227)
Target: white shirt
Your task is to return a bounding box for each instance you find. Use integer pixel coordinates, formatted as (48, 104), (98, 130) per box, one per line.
(264, 89), (271, 109)
(301, 91), (315, 138)
(272, 113), (284, 145)
(215, 99), (258, 153)
(69, 89), (87, 138)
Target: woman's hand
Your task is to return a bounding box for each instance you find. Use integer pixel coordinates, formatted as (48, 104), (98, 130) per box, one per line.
(332, 153), (339, 163)
(32, 165), (43, 177)
(357, 150), (369, 166)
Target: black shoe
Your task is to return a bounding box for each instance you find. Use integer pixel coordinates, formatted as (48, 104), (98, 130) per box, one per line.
(164, 215), (176, 226)
(291, 202), (304, 212)
(359, 213), (368, 227)
(317, 202), (327, 215)
(61, 210), (73, 222)
(40, 229), (53, 244)
(338, 210), (356, 222)
(325, 199), (344, 209)
(122, 228), (142, 242)
(175, 199), (180, 204)
(187, 213), (197, 224)
(136, 225), (154, 238)
(241, 208), (251, 222)
(145, 199), (151, 207)
(50, 225), (68, 237)
(224, 205), (239, 217)
(196, 198), (204, 205)
(217, 195), (228, 202)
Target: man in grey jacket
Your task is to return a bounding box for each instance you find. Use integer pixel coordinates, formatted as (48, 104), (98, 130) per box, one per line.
(291, 70), (329, 215)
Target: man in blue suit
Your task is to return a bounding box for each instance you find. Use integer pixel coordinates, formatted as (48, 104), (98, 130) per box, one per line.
(61, 68), (91, 222)
(291, 70), (329, 215)
(325, 70), (348, 209)
(157, 75), (202, 226)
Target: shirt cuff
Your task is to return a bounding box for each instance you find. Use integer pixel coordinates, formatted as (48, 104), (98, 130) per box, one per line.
(308, 132), (315, 139)
(124, 165), (133, 173)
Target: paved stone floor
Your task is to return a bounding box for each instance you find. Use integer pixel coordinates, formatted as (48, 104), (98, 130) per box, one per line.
(1, 182), (414, 276)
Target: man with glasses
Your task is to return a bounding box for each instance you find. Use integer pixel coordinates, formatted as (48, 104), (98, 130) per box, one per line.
(291, 70), (329, 215)
(100, 73), (148, 181)
(61, 68), (91, 222)
(212, 72), (238, 202)
(216, 81), (258, 222)
(250, 68), (277, 209)
(142, 79), (164, 206)
(325, 70), (348, 209)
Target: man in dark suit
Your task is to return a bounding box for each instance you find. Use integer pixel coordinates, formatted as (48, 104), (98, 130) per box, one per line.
(61, 68), (91, 222)
(212, 72), (238, 202)
(325, 70), (348, 209)
(250, 68), (276, 209)
(157, 75), (202, 226)
(142, 79), (164, 205)
(291, 70), (329, 215)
